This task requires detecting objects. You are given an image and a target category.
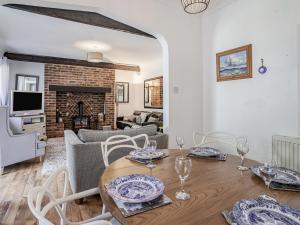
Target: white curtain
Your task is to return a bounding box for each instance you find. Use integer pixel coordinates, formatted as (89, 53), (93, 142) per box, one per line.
(0, 57), (10, 106)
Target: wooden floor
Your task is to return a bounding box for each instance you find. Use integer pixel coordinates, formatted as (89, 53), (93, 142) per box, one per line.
(0, 159), (102, 225)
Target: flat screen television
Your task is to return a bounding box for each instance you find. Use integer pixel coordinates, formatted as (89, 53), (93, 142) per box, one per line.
(11, 91), (44, 115)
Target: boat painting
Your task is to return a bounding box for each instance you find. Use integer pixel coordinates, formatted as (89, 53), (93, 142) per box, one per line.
(219, 50), (247, 76)
(216, 44), (252, 82)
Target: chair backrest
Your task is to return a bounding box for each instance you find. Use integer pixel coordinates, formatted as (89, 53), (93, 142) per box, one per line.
(27, 167), (71, 225)
(101, 134), (149, 167)
(193, 132), (238, 154)
(28, 167), (112, 225)
(272, 135), (300, 172)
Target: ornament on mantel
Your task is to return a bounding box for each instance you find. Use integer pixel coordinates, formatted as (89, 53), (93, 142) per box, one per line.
(258, 58), (267, 74)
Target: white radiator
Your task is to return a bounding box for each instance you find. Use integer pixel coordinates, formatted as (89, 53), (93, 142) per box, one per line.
(272, 135), (300, 172)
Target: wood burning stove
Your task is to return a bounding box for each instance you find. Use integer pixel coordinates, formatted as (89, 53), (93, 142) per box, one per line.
(72, 101), (90, 132)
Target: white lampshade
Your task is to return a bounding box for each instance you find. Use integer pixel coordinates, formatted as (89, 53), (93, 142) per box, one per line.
(87, 52), (103, 63)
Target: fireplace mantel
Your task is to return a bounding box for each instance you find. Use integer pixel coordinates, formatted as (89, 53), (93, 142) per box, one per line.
(49, 85), (111, 93)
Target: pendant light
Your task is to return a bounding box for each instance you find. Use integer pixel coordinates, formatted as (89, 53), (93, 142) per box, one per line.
(181, 0), (210, 14)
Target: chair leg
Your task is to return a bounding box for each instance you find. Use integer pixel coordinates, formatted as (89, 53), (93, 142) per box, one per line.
(102, 204), (106, 214)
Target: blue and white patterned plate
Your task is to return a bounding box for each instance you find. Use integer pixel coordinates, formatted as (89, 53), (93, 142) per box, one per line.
(232, 195), (300, 225)
(129, 149), (164, 160)
(251, 165), (300, 185)
(107, 174), (165, 203)
(190, 147), (221, 157)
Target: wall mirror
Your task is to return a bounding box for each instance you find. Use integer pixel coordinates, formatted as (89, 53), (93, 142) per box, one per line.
(16, 74), (39, 92)
(116, 82), (129, 103)
(144, 76), (163, 109)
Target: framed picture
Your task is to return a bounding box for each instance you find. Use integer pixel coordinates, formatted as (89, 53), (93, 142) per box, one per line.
(16, 74), (39, 91)
(216, 44), (252, 82)
(116, 82), (129, 103)
(144, 83), (149, 103)
(144, 76), (163, 109)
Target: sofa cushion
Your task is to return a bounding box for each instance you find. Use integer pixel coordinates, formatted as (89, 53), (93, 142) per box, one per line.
(140, 112), (148, 123)
(78, 125), (157, 143)
(148, 116), (159, 123)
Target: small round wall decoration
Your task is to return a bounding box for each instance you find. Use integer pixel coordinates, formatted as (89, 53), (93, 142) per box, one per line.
(258, 58), (267, 74)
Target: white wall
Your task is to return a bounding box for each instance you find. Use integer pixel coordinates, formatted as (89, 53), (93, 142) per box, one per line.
(201, 0), (300, 162)
(115, 70), (137, 116)
(115, 56), (164, 117)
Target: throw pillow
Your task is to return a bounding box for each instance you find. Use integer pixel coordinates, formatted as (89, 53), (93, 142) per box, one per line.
(127, 115), (136, 122)
(148, 116), (159, 123)
(136, 116), (142, 124)
(140, 112), (148, 123)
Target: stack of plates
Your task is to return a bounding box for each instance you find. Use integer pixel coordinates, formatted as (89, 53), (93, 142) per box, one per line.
(251, 165), (300, 191)
(129, 149), (165, 161)
(107, 174), (165, 203)
(189, 147), (221, 157)
(223, 195), (300, 225)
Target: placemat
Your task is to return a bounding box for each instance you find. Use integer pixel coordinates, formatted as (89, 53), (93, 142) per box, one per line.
(269, 181), (300, 192)
(251, 166), (300, 192)
(105, 185), (172, 217)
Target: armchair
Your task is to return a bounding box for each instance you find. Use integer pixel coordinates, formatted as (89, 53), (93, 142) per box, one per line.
(0, 106), (45, 174)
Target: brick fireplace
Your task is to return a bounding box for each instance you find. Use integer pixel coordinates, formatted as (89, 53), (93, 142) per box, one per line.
(45, 64), (115, 138)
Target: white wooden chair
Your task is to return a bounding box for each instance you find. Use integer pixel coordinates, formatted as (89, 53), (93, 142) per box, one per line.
(100, 134), (149, 214)
(193, 131), (239, 154)
(27, 167), (115, 225)
(101, 134), (149, 167)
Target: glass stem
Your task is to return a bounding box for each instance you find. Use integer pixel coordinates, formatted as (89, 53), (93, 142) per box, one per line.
(149, 153), (153, 165)
(180, 179), (185, 193)
(240, 155), (244, 167)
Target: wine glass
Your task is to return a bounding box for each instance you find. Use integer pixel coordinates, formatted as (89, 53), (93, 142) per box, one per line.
(175, 156), (192, 200)
(236, 138), (250, 171)
(146, 140), (157, 169)
(260, 159), (278, 189)
(176, 136), (185, 156)
(260, 163), (276, 189)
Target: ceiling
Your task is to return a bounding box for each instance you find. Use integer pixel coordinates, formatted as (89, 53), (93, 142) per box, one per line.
(0, 5), (162, 66)
(0, 0), (232, 67)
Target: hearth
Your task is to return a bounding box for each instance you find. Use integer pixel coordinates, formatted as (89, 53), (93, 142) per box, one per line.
(72, 101), (91, 132)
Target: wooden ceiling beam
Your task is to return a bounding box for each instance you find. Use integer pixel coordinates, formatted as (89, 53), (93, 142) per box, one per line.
(4, 4), (155, 39)
(4, 52), (141, 72)
(49, 85), (111, 93)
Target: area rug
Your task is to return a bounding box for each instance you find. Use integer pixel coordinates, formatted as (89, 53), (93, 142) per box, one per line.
(41, 137), (66, 176)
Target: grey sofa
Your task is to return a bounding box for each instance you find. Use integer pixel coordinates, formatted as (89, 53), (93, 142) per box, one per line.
(64, 125), (168, 193)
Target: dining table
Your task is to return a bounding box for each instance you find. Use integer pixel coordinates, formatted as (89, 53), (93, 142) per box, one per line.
(98, 150), (300, 225)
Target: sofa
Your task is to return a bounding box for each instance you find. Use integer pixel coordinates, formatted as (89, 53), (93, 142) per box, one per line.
(117, 111), (163, 130)
(64, 125), (168, 193)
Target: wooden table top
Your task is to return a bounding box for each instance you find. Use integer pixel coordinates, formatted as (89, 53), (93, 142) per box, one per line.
(99, 150), (300, 225)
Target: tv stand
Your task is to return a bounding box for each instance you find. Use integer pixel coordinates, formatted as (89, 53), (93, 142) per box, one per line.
(9, 114), (47, 141)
